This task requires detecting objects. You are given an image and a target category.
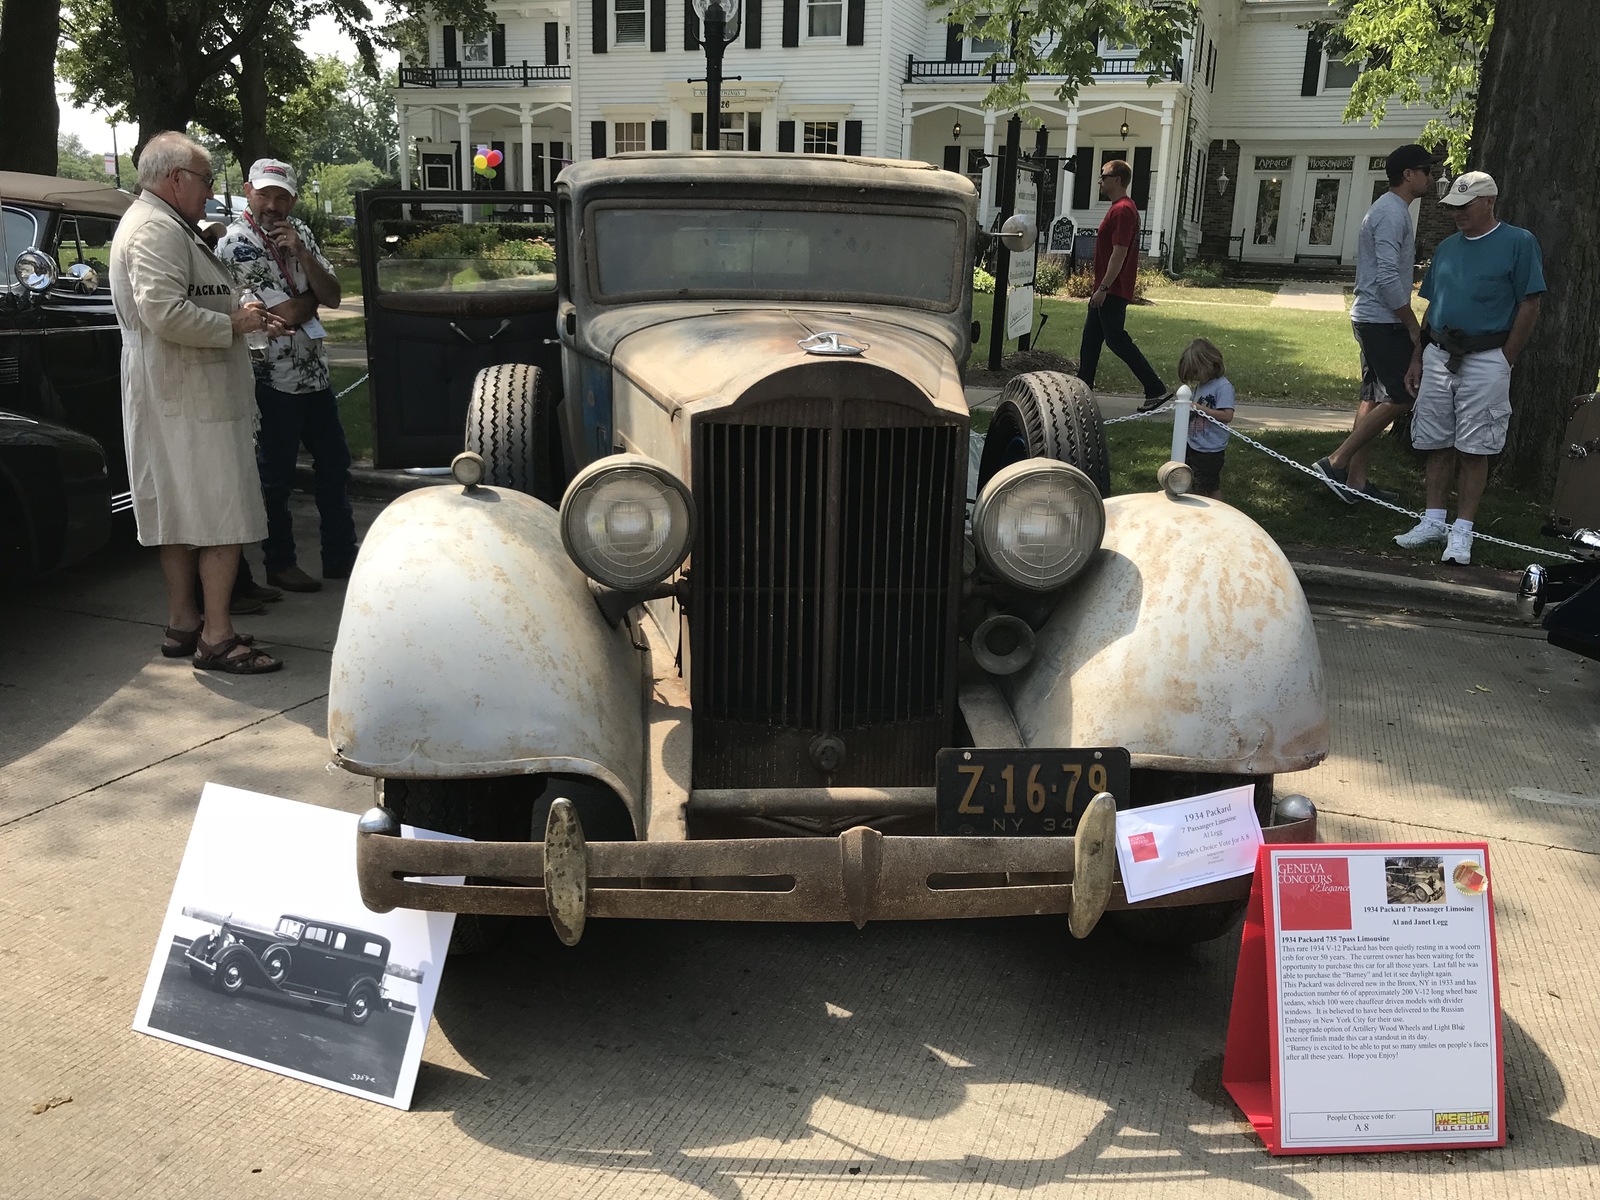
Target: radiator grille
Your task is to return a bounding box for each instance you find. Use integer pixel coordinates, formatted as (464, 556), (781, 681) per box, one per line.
(692, 408), (964, 787)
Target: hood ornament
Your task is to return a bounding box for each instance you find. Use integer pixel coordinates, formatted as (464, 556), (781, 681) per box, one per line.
(798, 331), (867, 357)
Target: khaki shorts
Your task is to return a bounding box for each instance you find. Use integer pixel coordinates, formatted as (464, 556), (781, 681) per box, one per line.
(1410, 343), (1513, 455)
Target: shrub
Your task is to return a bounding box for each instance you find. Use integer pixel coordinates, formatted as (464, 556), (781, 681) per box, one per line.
(1182, 261), (1226, 288)
(1034, 255), (1067, 296)
(398, 228), (466, 259)
(1062, 267), (1096, 299)
(972, 266), (995, 294)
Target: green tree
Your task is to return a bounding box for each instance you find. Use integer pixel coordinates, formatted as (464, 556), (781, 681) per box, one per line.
(1312, 0), (1493, 171)
(938, 0), (1195, 113)
(291, 56), (398, 169)
(55, 132), (135, 184)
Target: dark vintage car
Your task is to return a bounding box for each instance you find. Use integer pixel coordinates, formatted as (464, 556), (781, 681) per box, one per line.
(1519, 392), (1600, 660)
(334, 154), (1326, 954)
(0, 171), (131, 573)
(184, 913), (391, 1025)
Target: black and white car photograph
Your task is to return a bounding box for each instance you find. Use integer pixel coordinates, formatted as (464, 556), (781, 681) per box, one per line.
(132, 784), (458, 1109)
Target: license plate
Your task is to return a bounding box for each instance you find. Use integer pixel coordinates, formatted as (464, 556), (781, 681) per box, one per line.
(935, 747), (1131, 836)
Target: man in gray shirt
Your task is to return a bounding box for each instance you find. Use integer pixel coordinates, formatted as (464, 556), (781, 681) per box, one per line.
(1312, 144), (1437, 502)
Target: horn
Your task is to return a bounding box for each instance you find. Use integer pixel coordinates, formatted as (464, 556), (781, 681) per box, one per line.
(971, 613), (1036, 676)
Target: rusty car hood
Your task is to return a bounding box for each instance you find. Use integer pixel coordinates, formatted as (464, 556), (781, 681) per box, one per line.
(608, 308), (962, 414)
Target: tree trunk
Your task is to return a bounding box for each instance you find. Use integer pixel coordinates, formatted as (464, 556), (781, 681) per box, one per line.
(0, 0), (62, 175)
(1472, 0), (1600, 501)
(238, 40), (271, 165)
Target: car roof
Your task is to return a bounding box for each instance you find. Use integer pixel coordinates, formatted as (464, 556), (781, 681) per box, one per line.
(560, 152), (977, 206)
(281, 914), (389, 945)
(0, 171), (133, 219)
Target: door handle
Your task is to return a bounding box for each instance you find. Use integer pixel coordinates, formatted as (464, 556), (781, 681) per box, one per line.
(448, 318), (512, 345)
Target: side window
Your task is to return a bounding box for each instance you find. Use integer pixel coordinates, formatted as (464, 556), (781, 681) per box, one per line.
(364, 941), (385, 957)
(1322, 52), (1360, 91)
(615, 0), (645, 45)
(4, 206), (40, 270)
(333, 931), (347, 950)
(966, 13), (1004, 57)
(305, 926), (327, 944)
(807, 0), (841, 38)
(51, 214), (117, 290)
(802, 121), (839, 154)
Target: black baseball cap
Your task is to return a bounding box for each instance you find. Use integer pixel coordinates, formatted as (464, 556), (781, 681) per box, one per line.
(1385, 144), (1436, 183)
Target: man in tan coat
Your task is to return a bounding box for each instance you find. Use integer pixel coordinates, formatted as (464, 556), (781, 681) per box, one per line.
(111, 131), (286, 673)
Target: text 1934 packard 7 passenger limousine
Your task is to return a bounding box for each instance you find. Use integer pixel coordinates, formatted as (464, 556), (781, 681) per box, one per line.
(332, 154), (1326, 951)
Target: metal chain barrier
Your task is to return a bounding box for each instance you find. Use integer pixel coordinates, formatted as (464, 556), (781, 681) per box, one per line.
(336, 372), (370, 399)
(1106, 401), (1578, 562)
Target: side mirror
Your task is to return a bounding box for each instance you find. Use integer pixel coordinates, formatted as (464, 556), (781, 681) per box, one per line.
(65, 262), (99, 293)
(14, 247), (58, 294)
(997, 213), (1038, 253)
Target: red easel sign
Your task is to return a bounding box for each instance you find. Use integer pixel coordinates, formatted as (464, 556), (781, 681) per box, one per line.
(1222, 843), (1505, 1154)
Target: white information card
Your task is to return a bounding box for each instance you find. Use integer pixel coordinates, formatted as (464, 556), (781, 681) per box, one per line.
(1113, 783), (1264, 903)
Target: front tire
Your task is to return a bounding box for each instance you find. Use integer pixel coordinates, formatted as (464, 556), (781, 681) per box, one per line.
(977, 371), (1111, 497)
(212, 949), (249, 995)
(344, 982), (380, 1026)
(464, 362), (565, 504)
(262, 947), (290, 984)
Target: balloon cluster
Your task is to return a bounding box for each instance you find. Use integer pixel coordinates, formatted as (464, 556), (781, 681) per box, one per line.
(472, 144), (503, 180)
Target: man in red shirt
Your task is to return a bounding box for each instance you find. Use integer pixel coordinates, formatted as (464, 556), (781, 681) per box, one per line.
(1079, 159), (1170, 408)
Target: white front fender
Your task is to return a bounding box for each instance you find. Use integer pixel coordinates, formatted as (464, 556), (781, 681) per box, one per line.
(327, 485), (644, 808)
(1008, 492), (1327, 773)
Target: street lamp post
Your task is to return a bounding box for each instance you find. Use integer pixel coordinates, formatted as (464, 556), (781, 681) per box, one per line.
(691, 0), (742, 149)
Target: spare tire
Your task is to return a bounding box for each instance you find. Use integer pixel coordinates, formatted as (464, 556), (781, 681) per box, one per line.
(977, 371), (1111, 497)
(464, 362), (566, 504)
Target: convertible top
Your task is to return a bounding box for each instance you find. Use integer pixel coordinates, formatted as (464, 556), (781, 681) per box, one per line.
(0, 171), (133, 220)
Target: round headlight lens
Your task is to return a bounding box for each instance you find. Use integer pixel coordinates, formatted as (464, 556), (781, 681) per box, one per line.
(14, 249), (57, 294)
(971, 460), (1105, 592)
(560, 455), (695, 589)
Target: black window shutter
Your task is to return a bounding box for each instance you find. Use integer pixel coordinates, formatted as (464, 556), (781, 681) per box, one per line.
(778, 120), (795, 152)
(684, 0), (700, 49)
(492, 24), (506, 65)
(1132, 146), (1153, 209)
(443, 25), (458, 67)
(846, 0), (864, 45)
(942, 145), (961, 172)
(745, 0), (762, 48)
(593, 0), (608, 54)
(650, 0), (666, 50)
(1301, 32), (1323, 96)
(782, 0), (798, 47)
(946, 23), (963, 62)
(591, 121), (607, 159)
(844, 120), (863, 156)
(1072, 146), (1094, 209)
(545, 22), (560, 64)
(551, 140), (564, 167)
(749, 119), (761, 150)
(651, 119), (668, 150)
(490, 140), (507, 190)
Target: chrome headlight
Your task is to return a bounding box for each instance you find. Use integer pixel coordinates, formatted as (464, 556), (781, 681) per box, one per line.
(560, 454), (696, 589)
(971, 460), (1105, 592)
(14, 248), (58, 293)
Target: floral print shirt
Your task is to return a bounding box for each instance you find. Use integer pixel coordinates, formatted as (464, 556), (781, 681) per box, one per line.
(215, 214), (332, 394)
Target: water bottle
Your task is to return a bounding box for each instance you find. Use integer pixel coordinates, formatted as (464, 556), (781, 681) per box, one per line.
(240, 289), (269, 353)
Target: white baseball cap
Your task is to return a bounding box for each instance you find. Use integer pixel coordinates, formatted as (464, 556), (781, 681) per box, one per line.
(1440, 171), (1498, 206)
(246, 158), (299, 197)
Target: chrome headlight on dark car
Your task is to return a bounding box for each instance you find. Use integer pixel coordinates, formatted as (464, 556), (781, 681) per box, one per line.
(971, 460), (1105, 592)
(560, 454), (696, 589)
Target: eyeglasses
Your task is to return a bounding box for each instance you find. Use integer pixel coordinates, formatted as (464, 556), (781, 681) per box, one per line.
(177, 166), (215, 189)
(1099, 172), (1117, 180)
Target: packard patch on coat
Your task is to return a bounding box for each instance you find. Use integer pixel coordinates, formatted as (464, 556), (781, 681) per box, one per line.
(187, 282), (233, 296)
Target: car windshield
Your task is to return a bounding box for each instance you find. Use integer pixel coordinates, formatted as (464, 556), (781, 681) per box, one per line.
(275, 917), (305, 939)
(591, 205), (963, 308)
(3, 207), (39, 272)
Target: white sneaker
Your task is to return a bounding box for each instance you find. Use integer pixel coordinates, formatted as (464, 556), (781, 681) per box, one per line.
(1442, 526), (1473, 565)
(1394, 519), (1447, 549)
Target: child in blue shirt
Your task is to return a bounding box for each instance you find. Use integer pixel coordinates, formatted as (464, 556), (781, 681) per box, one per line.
(1181, 337), (1236, 499)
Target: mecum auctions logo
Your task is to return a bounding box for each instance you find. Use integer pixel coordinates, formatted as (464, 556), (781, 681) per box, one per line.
(1276, 857), (1353, 931)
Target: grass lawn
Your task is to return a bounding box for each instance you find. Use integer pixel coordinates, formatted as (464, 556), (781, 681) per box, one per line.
(1138, 282), (1282, 308)
(974, 295), (1363, 405)
(1104, 419), (1556, 571)
(330, 365), (374, 462)
(323, 315), (366, 344)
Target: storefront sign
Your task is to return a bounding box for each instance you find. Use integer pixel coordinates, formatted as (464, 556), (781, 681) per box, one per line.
(1113, 783), (1262, 903)
(1223, 843), (1505, 1154)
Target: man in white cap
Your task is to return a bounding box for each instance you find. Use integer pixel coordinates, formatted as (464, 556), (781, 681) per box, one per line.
(1392, 170), (1545, 565)
(216, 158), (355, 593)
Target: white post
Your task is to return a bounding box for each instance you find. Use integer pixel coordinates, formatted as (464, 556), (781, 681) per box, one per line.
(396, 108), (412, 190)
(1170, 384), (1193, 463)
(458, 106), (473, 221)
(980, 113), (997, 224)
(520, 103), (536, 191)
(900, 117), (914, 161)
(1150, 99), (1175, 266)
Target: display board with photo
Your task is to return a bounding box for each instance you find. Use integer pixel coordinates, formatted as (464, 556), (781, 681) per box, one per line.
(131, 784), (459, 1109)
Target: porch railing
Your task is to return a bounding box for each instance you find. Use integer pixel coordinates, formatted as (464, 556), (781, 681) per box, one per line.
(906, 56), (1182, 84)
(398, 64), (572, 88)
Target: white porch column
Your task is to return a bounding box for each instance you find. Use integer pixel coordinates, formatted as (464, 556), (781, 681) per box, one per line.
(979, 113), (997, 224)
(1061, 112), (1079, 219)
(396, 106), (412, 190)
(901, 116), (914, 161)
(1149, 99), (1175, 264)
(458, 105), (473, 220)
(520, 102), (536, 191)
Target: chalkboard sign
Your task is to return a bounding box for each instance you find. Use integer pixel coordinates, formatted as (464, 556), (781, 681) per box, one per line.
(1047, 216), (1076, 255)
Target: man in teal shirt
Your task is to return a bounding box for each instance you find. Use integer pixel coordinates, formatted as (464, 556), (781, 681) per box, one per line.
(1393, 171), (1545, 565)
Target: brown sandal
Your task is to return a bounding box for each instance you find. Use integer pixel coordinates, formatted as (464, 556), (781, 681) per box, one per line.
(193, 634), (281, 675)
(163, 626), (254, 658)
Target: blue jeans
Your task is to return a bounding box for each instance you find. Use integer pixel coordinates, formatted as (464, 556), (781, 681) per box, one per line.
(1078, 294), (1167, 400)
(255, 382), (357, 575)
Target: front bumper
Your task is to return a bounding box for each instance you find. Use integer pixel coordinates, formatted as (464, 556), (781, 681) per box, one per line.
(356, 801), (1317, 936)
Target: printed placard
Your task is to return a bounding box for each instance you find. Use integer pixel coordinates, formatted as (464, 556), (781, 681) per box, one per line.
(1222, 843), (1505, 1154)
(1113, 783), (1262, 903)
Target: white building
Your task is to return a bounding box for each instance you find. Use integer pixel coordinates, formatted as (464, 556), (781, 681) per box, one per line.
(391, 0), (1444, 266)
